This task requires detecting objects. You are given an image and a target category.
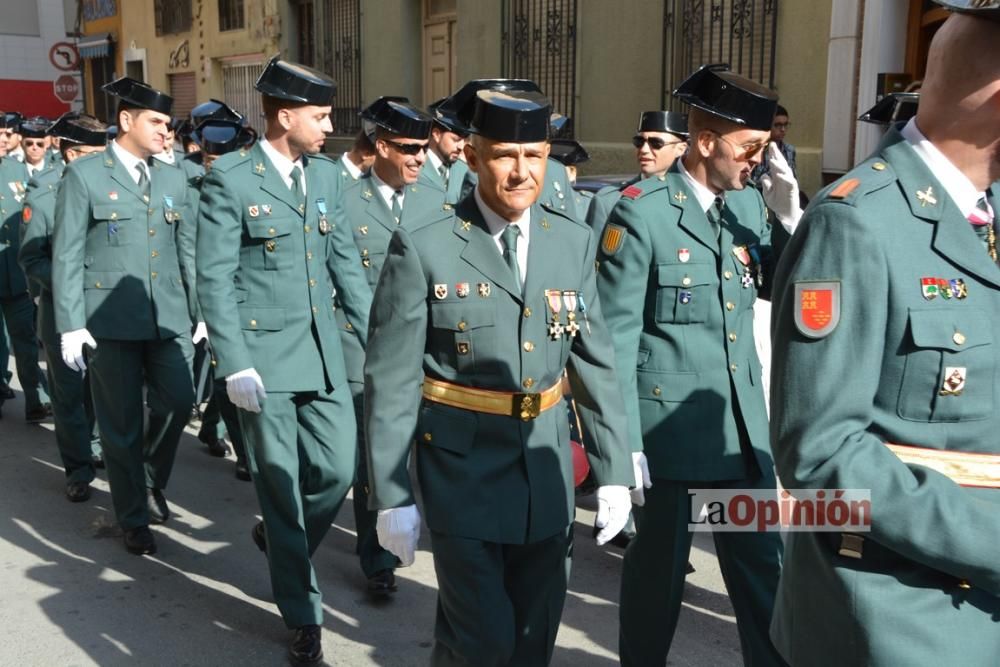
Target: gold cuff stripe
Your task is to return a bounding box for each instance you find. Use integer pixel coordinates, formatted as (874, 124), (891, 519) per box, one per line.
(886, 443), (1000, 489)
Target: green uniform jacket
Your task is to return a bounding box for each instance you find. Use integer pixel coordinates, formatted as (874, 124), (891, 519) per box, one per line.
(596, 165), (774, 480)
(769, 128), (1000, 665)
(419, 158), (469, 204)
(52, 148), (194, 339)
(585, 175), (639, 237)
(17, 167), (62, 339)
(196, 142), (371, 392)
(178, 152), (205, 180)
(364, 194), (632, 544)
(0, 158), (30, 298)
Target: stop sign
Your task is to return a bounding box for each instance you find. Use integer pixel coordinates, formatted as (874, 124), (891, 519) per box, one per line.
(53, 74), (80, 103)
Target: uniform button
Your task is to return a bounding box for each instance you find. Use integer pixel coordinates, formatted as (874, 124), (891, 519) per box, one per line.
(149, 229), (155, 236)
(872, 162), (886, 171)
(681, 277), (692, 286)
(151, 250), (158, 258)
(726, 302), (735, 311)
(111, 212), (118, 220)
(724, 271), (733, 280)
(730, 363), (738, 372)
(306, 252), (313, 260)
(268, 227), (276, 236)
(953, 332), (966, 345)
(309, 278), (317, 287)
(652, 386), (662, 396)
(312, 306), (318, 314)
(523, 341), (534, 352)
(423, 432), (433, 443)
(250, 319), (258, 327)
(148, 208), (154, 215)
(142, 194), (150, 202)
(345, 322), (353, 330)
(522, 377), (534, 389)
(150, 271), (158, 279)
(523, 307), (532, 318)
(304, 225), (311, 233)
(457, 320), (467, 331)
(94, 281), (102, 288)
(729, 332), (737, 342)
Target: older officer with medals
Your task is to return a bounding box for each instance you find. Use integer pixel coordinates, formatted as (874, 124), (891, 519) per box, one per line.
(597, 64), (798, 665)
(196, 56), (371, 665)
(53, 78), (195, 556)
(769, 5), (1000, 665)
(364, 85), (633, 665)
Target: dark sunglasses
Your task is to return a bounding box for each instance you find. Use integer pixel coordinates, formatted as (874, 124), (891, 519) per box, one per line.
(23, 139), (46, 147)
(632, 135), (685, 151)
(383, 139), (429, 156)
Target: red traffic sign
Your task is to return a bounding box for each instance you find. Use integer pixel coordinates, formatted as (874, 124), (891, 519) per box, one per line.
(53, 75), (80, 103)
(49, 42), (80, 72)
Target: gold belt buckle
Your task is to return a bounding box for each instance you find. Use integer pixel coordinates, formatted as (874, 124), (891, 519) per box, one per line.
(514, 392), (541, 421)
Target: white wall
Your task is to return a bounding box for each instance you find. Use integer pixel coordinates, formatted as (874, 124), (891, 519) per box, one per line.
(821, 0), (861, 174)
(0, 0), (72, 81)
(853, 0), (909, 163)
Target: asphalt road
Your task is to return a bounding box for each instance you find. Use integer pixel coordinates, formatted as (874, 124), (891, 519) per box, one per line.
(0, 365), (742, 666)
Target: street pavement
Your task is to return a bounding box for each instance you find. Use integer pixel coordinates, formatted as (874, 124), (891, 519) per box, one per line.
(0, 361), (742, 666)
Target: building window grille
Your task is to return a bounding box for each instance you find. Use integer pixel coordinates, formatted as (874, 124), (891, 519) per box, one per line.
(314, 0), (363, 135)
(155, 0), (193, 36)
(219, 0), (245, 32)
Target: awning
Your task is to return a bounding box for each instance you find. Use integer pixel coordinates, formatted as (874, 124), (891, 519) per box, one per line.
(77, 33), (113, 59)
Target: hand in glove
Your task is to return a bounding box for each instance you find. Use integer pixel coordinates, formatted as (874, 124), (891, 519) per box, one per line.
(759, 143), (803, 232)
(226, 368), (267, 413)
(192, 321), (209, 345)
(631, 451), (653, 506)
(376, 504), (422, 567)
(61, 328), (97, 372)
(594, 485), (632, 546)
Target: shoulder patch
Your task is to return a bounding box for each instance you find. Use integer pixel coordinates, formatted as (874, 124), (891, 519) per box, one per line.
(829, 178), (860, 200)
(21, 205), (31, 224)
(621, 185), (643, 200)
(794, 281), (841, 339)
(601, 223), (627, 256)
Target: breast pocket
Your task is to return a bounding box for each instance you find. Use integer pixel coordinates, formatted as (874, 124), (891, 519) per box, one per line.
(246, 218), (296, 271)
(429, 301), (498, 375)
(897, 308), (994, 422)
(92, 204), (133, 247)
(655, 262), (714, 324)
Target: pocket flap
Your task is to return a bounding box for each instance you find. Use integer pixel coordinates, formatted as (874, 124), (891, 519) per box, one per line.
(246, 218), (294, 239)
(636, 368), (699, 402)
(429, 302), (495, 331)
(92, 204), (132, 221)
(83, 271), (124, 289)
(908, 308), (990, 351)
(238, 306), (286, 331)
(656, 262), (713, 288)
(418, 403), (477, 455)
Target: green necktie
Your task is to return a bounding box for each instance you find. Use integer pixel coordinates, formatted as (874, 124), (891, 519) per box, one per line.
(501, 224), (522, 292)
(707, 196), (724, 239)
(136, 162), (150, 198)
(391, 190), (402, 223)
(290, 165), (304, 206)
(439, 163), (449, 185)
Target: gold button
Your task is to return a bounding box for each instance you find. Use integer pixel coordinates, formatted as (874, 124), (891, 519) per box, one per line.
(522, 377), (534, 389)
(652, 386), (662, 396)
(312, 306), (318, 314)
(150, 271), (158, 279)
(681, 277), (692, 286)
(726, 302), (735, 311)
(94, 281), (102, 288)
(250, 319), (258, 327)
(423, 432), (433, 443)
(724, 271), (733, 280)
(872, 162), (886, 171)
(953, 332), (966, 345)
(457, 321), (467, 331)
(149, 229), (155, 236)
(523, 341), (534, 352)
(111, 212), (117, 220)
(345, 322), (353, 330)
(729, 332), (737, 342)
(730, 363), (738, 372)
(143, 195), (150, 202)
(268, 227), (276, 236)
(306, 252), (313, 260)
(523, 307), (532, 318)
(304, 225), (311, 233)
(151, 250), (158, 258)
(957, 579), (972, 590)
(148, 208), (154, 215)
(309, 279), (317, 287)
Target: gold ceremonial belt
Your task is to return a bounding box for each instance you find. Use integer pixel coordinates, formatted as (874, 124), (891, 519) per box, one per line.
(886, 443), (1000, 489)
(422, 377), (563, 421)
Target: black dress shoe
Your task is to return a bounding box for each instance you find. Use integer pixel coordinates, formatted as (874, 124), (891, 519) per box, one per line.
(124, 526), (157, 555)
(367, 569), (397, 598)
(25, 403), (52, 423)
(203, 437), (231, 457)
(686, 561), (696, 575)
(147, 488), (170, 524)
(251, 521), (266, 553)
(288, 624), (323, 665)
(0, 383), (13, 400)
(65, 481), (91, 503)
(92, 455), (106, 469)
(235, 460), (252, 481)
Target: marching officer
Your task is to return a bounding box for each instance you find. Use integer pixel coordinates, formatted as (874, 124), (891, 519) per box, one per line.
(338, 96), (440, 597)
(196, 56), (371, 665)
(769, 6), (1000, 665)
(420, 97), (469, 202)
(585, 110), (688, 236)
(19, 117), (59, 178)
(52, 77), (195, 555)
(549, 138), (592, 213)
(333, 127), (375, 190)
(364, 85), (633, 665)
(18, 113), (106, 501)
(596, 64), (798, 665)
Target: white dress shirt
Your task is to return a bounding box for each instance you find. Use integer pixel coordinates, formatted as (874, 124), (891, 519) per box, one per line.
(475, 187), (530, 288)
(370, 167), (404, 213)
(259, 139), (307, 197)
(340, 151), (363, 180)
(677, 157), (719, 214)
(111, 140), (150, 186)
(901, 118), (990, 219)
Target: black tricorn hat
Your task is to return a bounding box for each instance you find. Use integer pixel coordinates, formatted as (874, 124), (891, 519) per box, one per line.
(3, 111), (23, 131)
(428, 97), (468, 135)
(637, 110), (689, 137)
(106, 125), (118, 139)
(934, 0), (1000, 20)
(255, 55), (337, 106)
(102, 77), (173, 115)
(549, 139), (590, 166)
(48, 112), (107, 146)
(194, 120), (256, 155)
(361, 97), (433, 139)
(19, 116), (51, 138)
(443, 79), (544, 132)
(858, 92), (919, 127)
(469, 89), (552, 143)
(191, 99), (245, 127)
(673, 64), (778, 131)
(550, 113), (574, 139)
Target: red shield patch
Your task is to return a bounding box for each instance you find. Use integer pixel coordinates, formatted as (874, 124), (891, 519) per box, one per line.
(21, 206), (32, 224)
(794, 281), (841, 338)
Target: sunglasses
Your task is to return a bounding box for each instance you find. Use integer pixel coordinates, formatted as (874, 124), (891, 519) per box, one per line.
(383, 139), (429, 156)
(632, 135), (685, 151)
(708, 130), (769, 161)
(23, 139), (46, 148)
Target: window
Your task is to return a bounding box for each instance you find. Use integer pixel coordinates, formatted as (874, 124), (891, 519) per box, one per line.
(155, 0), (192, 36)
(314, 0), (363, 135)
(219, 0), (245, 32)
(297, 1), (315, 67)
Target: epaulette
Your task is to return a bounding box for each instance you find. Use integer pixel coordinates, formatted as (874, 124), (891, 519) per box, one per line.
(539, 200), (586, 226)
(619, 175), (670, 202)
(309, 153), (337, 165)
(409, 205), (457, 234)
(819, 159), (895, 207)
(210, 149), (252, 173)
(621, 185), (643, 200)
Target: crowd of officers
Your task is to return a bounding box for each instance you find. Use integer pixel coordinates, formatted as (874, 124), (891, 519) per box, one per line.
(1, 2), (999, 665)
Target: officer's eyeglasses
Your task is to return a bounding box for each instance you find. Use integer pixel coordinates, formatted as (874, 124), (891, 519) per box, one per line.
(708, 130), (769, 161)
(383, 139), (429, 156)
(23, 139), (46, 148)
(632, 135), (686, 151)
(773, 121), (791, 130)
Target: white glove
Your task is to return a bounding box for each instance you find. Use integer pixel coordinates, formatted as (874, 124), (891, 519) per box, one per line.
(61, 328), (97, 372)
(759, 143), (802, 233)
(630, 452), (653, 506)
(594, 485), (632, 546)
(192, 321), (209, 345)
(225, 368), (266, 413)
(376, 504), (422, 567)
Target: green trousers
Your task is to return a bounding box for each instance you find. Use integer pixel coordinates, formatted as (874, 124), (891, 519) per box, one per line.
(619, 473), (786, 666)
(1, 292), (47, 410)
(197, 380), (247, 463)
(429, 528), (573, 666)
(88, 336), (194, 529)
(348, 381), (397, 578)
(238, 386), (357, 628)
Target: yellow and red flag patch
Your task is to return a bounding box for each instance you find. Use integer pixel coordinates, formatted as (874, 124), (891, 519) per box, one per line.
(794, 281), (841, 338)
(601, 223), (626, 256)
